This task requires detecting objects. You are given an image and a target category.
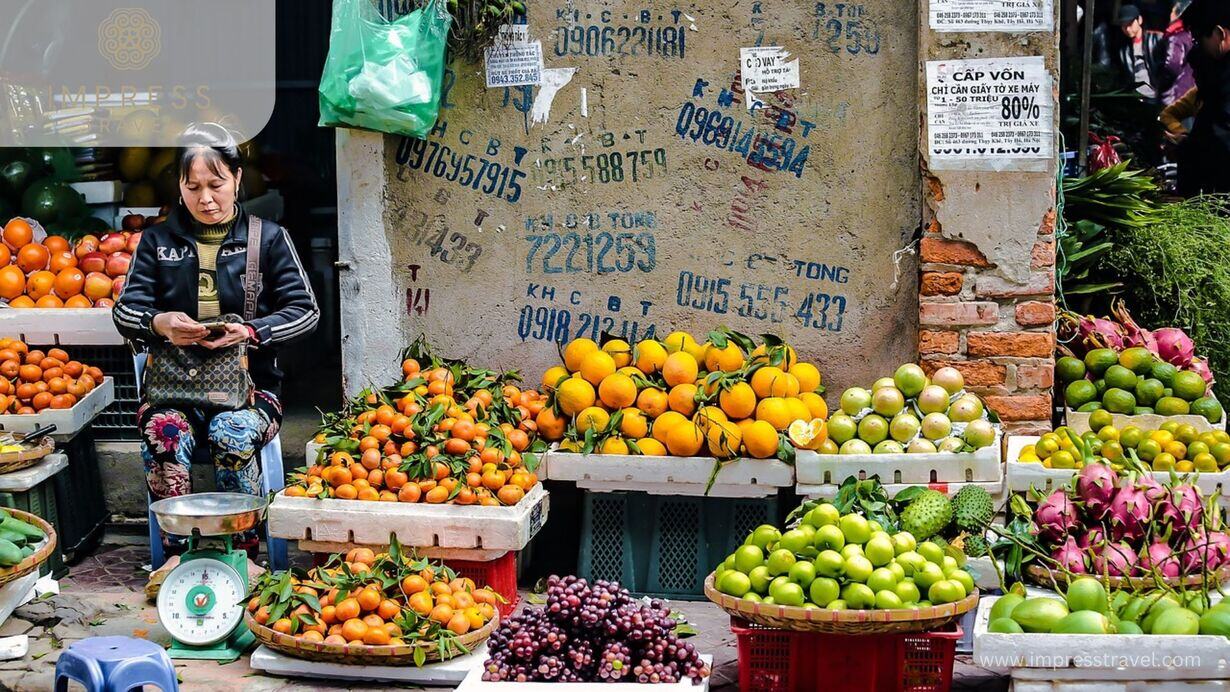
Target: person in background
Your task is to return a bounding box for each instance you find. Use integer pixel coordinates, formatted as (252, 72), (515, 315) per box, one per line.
(1176, 0), (1230, 195)
(1115, 4), (1169, 100)
(1160, 86), (1200, 142)
(1162, 0), (1197, 104)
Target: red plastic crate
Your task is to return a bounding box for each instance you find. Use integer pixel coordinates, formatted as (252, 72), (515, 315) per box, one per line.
(731, 618), (962, 692)
(445, 551), (519, 617)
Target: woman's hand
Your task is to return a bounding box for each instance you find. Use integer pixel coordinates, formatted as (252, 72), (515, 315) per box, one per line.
(198, 322), (251, 350)
(152, 312), (209, 346)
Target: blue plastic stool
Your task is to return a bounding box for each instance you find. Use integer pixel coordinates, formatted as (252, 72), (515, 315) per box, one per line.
(54, 636), (178, 692)
(134, 354), (289, 571)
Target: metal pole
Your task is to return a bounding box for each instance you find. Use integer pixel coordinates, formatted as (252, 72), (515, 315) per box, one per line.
(1078, 1), (1095, 171)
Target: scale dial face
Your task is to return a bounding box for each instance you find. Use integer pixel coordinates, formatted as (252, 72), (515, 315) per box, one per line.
(156, 557), (246, 646)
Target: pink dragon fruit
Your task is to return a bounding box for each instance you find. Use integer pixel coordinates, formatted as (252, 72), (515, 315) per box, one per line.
(1035, 489), (1080, 542)
(1075, 463), (1117, 520)
(1108, 484), (1152, 542)
(1179, 531), (1229, 573)
(1153, 327), (1196, 367)
(1051, 536), (1088, 574)
(1138, 541), (1181, 578)
(1159, 484), (1204, 537)
(1092, 540), (1139, 577)
(1077, 526), (1108, 551)
(1078, 316), (1126, 351)
(1189, 357), (1215, 390)
(1113, 302), (1158, 353)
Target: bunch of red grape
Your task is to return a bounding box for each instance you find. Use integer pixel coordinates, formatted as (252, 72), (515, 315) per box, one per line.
(482, 576), (710, 684)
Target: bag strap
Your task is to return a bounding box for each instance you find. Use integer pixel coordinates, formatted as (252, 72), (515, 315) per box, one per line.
(243, 215), (262, 321)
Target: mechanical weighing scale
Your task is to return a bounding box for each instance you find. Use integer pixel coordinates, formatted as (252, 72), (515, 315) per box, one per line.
(150, 493), (266, 662)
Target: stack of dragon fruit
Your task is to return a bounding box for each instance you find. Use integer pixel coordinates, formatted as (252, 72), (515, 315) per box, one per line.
(1037, 460), (1230, 579)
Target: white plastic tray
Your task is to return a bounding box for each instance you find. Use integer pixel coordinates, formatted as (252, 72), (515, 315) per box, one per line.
(454, 655), (712, 691)
(797, 479), (1005, 500)
(70, 180), (123, 204)
(0, 454), (66, 493)
(1005, 435), (1230, 496)
(268, 483), (549, 551)
(1065, 403), (1226, 434)
(0, 377), (114, 440)
(973, 594), (1230, 679)
(250, 643), (487, 685)
(795, 442), (1002, 486)
(544, 446), (792, 498)
(0, 309), (123, 346)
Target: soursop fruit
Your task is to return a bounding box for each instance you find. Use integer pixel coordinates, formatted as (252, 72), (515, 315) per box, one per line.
(900, 489), (953, 540)
(963, 534), (989, 558)
(952, 485), (995, 534)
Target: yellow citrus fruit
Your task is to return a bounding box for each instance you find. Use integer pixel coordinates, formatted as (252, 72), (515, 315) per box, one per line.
(719, 382), (757, 419)
(564, 338), (599, 372)
(662, 352), (699, 387)
(750, 367), (786, 399)
(541, 366), (571, 391)
(751, 343), (797, 370)
(666, 421), (705, 456)
(693, 405), (728, 432)
(704, 342), (745, 373)
(602, 339), (633, 368)
(559, 439), (583, 452)
(636, 438), (668, 456)
(619, 408), (649, 438)
(576, 406), (612, 434)
(789, 363), (822, 393)
(788, 419), (828, 450)
(598, 373), (638, 409)
(600, 436), (629, 455)
(668, 383), (699, 416)
(652, 411), (688, 445)
(743, 420), (780, 458)
(617, 366), (643, 378)
(799, 392), (829, 420)
(756, 397), (794, 431)
(706, 419), (743, 459)
(636, 388), (669, 418)
(777, 373), (802, 398)
(785, 397), (811, 425)
(556, 378), (596, 416)
(684, 339), (709, 363)
(663, 331), (696, 355)
(580, 350), (617, 386)
(634, 340), (668, 374)
(735, 417), (757, 438)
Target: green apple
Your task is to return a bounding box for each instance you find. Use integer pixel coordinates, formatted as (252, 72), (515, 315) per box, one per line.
(809, 576), (841, 607)
(733, 545), (765, 574)
(865, 533), (896, 567)
(917, 541), (945, 564)
(875, 590), (904, 610)
(769, 579), (806, 607)
(886, 561), (906, 582)
(747, 525), (781, 550)
(894, 579), (921, 604)
(779, 528), (812, 555)
(839, 514), (872, 545)
(719, 571), (751, 597)
(844, 554), (874, 583)
(826, 599), (848, 610)
(866, 567), (897, 593)
(842, 583), (876, 609)
(767, 549), (797, 576)
(894, 551), (926, 576)
(748, 565), (771, 594)
(814, 550), (845, 578)
(840, 544), (864, 561)
(807, 503), (842, 527)
(813, 524), (846, 551)
(950, 569), (975, 595)
(915, 562), (946, 591)
(891, 532), (917, 555)
(788, 560), (817, 588)
(941, 556), (960, 576)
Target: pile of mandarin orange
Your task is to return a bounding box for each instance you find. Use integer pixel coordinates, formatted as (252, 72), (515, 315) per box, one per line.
(0, 339), (104, 414)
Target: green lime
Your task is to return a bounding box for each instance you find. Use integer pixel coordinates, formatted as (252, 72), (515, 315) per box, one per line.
(1065, 380), (1097, 409)
(1189, 440), (1211, 457)
(1211, 442), (1230, 466)
(1119, 426), (1144, 448)
(1049, 450), (1075, 468)
(1161, 420), (1181, 433)
(1056, 357), (1087, 383)
(1137, 438), (1162, 461)
(1155, 397), (1191, 416)
(1176, 424), (1199, 444)
(1151, 361), (1179, 388)
(1077, 402), (1103, 413)
(1119, 347), (1156, 375)
(1194, 452), (1219, 472)
(1191, 396), (1224, 424)
(1084, 348), (1119, 376)
(1088, 409), (1114, 431)
(1102, 388), (1136, 414)
(1104, 365), (1138, 391)
(1173, 371), (1208, 402)
(1134, 378), (1165, 407)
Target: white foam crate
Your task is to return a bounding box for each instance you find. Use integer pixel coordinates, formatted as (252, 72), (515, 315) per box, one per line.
(0, 454), (66, 493)
(1005, 435), (1230, 497)
(1065, 403), (1226, 434)
(454, 655), (712, 691)
(544, 447), (792, 498)
(251, 643), (487, 685)
(306, 440), (549, 480)
(268, 483), (549, 551)
(0, 308), (123, 345)
(0, 377), (114, 440)
(794, 441), (1002, 486)
(797, 478), (1005, 500)
(974, 595), (1230, 682)
(70, 180), (122, 204)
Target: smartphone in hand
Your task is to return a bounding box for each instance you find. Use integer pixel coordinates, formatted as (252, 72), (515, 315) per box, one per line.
(200, 321), (229, 337)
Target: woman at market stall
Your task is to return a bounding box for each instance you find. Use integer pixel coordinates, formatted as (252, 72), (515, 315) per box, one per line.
(113, 123), (319, 556)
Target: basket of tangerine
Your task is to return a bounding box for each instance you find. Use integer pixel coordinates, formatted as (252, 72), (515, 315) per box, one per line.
(245, 543), (501, 666)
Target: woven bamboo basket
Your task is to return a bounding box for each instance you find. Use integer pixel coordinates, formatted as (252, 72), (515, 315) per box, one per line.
(0, 436), (54, 475)
(1025, 562), (1230, 591)
(704, 573), (978, 634)
(245, 611), (498, 666)
(0, 509), (56, 587)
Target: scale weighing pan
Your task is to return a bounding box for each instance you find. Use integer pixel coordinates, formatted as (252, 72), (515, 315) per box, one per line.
(150, 492), (267, 537)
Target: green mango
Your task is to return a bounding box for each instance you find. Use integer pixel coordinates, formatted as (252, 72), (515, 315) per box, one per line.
(0, 539), (22, 567)
(988, 618), (1024, 633)
(1064, 577), (1109, 614)
(1011, 598), (1069, 633)
(1119, 596), (1149, 624)
(1141, 595), (1182, 633)
(1151, 608), (1200, 635)
(1053, 610), (1111, 634)
(1198, 608), (1230, 636)
(990, 594), (1025, 622)
(0, 516), (42, 541)
(1115, 621), (1143, 634)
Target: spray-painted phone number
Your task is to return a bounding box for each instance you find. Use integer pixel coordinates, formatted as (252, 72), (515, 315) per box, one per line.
(676, 270), (847, 332)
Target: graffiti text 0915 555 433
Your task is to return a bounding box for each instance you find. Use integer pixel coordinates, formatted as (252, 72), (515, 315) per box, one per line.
(676, 270), (848, 332)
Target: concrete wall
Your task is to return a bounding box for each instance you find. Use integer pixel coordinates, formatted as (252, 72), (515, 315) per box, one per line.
(338, 0), (921, 394)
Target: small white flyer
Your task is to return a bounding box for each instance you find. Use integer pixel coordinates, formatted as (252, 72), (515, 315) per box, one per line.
(485, 24), (543, 88)
(926, 56), (1054, 171)
(740, 46), (799, 109)
(930, 0), (1053, 33)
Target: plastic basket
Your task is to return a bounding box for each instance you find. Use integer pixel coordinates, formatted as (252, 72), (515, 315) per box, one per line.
(731, 617), (962, 692)
(579, 491), (780, 600)
(66, 345), (139, 442)
(445, 551), (519, 618)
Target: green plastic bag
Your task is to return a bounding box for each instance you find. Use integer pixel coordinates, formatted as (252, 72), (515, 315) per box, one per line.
(318, 0), (452, 139)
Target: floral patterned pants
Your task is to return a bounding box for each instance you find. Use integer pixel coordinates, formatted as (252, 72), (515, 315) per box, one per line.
(139, 391), (282, 552)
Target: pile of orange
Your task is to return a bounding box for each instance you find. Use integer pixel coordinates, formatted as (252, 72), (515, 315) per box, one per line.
(541, 328), (828, 460)
(0, 339), (104, 414)
(0, 218), (137, 309)
(246, 548), (499, 649)
(285, 341), (544, 506)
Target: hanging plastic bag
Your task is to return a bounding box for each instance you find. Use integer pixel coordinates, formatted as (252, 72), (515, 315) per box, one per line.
(318, 0), (452, 139)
